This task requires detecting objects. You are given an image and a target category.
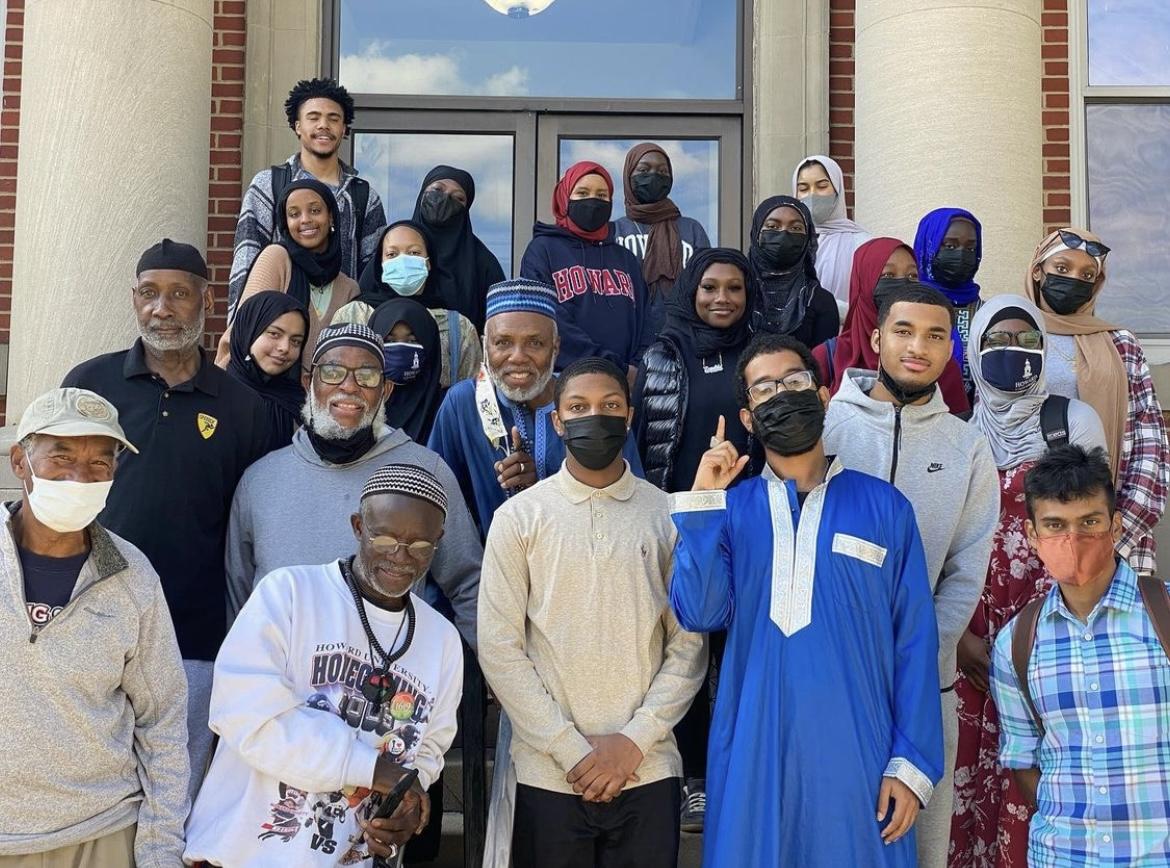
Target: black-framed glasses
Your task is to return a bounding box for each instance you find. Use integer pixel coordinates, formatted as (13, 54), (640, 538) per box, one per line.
(747, 370), (816, 403)
(367, 534), (436, 559)
(315, 363), (384, 389)
(1058, 230), (1110, 259)
(983, 329), (1044, 350)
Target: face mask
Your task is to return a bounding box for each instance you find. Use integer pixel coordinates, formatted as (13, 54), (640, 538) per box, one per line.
(559, 414), (627, 471)
(381, 255), (429, 296)
(419, 189), (465, 227)
(23, 458), (112, 534)
(802, 194), (837, 227)
(979, 346), (1043, 393)
(1039, 274), (1095, 316)
(931, 247), (979, 288)
(630, 172), (672, 205)
(1032, 529), (1116, 587)
(750, 389), (825, 457)
(566, 198), (613, 234)
(382, 342), (426, 385)
(877, 364), (936, 406)
(756, 230), (807, 270)
(873, 277), (914, 312)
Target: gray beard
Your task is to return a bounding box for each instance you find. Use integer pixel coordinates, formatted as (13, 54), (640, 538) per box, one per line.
(300, 390), (389, 440)
(138, 309), (205, 353)
(488, 363), (555, 404)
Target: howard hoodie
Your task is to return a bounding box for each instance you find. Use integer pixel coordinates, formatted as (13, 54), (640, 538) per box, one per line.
(520, 222), (653, 370)
(823, 369), (998, 687)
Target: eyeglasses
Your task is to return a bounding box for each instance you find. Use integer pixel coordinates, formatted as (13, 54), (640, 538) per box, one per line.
(983, 329), (1044, 350)
(315, 364), (384, 389)
(1058, 230), (1111, 259)
(747, 370), (816, 403)
(366, 534), (437, 559)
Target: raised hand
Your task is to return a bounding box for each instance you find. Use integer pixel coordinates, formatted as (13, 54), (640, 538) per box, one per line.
(692, 415), (750, 492)
(495, 426), (538, 492)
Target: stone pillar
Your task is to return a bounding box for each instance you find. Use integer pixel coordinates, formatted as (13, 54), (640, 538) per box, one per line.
(7, 0), (213, 417)
(853, 0), (1043, 298)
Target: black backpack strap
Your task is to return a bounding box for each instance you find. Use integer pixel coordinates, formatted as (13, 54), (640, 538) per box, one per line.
(1039, 395), (1071, 449)
(269, 163), (292, 217)
(1138, 576), (1170, 665)
(348, 177), (370, 271)
(1011, 597), (1047, 736)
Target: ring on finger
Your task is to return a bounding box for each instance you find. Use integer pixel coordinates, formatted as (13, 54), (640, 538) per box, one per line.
(519, 462), (525, 474)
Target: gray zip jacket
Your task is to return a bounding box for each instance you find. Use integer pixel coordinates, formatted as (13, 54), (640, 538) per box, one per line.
(823, 370), (999, 687)
(0, 506), (189, 864)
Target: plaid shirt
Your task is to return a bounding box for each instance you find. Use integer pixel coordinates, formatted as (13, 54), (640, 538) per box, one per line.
(990, 561), (1170, 867)
(1113, 330), (1168, 575)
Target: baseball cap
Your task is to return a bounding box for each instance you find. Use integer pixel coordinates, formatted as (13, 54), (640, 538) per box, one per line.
(16, 388), (139, 454)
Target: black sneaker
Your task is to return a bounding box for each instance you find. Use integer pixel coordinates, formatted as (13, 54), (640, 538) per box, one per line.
(680, 778), (706, 833)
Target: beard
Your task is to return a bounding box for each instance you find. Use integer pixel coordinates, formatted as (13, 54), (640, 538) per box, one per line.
(300, 389), (389, 440)
(139, 308), (205, 353)
(353, 555), (416, 600)
(487, 361), (555, 404)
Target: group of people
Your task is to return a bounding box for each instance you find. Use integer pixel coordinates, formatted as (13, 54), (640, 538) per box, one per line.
(3, 74), (1169, 868)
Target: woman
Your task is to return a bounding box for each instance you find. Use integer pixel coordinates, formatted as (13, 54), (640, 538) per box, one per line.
(792, 155), (872, 308)
(612, 142), (712, 335)
(334, 220), (482, 390)
(812, 237), (971, 414)
(224, 290), (310, 447)
(367, 298), (444, 443)
(915, 207), (984, 400)
(950, 294), (1107, 868)
(1025, 227), (1168, 575)
(412, 164), (505, 332)
(747, 195), (839, 348)
(520, 160), (651, 376)
(217, 178), (358, 373)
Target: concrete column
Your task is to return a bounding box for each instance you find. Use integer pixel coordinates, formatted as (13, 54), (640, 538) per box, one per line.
(7, 0), (213, 417)
(853, 0), (1043, 298)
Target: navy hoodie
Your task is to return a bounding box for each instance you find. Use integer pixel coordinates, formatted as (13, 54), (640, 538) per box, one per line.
(520, 222), (653, 371)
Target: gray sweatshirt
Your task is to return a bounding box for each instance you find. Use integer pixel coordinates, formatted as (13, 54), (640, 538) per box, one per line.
(0, 507), (189, 864)
(225, 427), (482, 650)
(823, 370), (999, 687)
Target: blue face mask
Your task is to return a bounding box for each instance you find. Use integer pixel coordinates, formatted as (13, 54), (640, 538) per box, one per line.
(383, 341), (426, 385)
(980, 346), (1043, 393)
(381, 255), (429, 296)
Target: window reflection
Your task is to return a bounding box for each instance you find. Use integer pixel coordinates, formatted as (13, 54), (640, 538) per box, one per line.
(1088, 0), (1170, 86)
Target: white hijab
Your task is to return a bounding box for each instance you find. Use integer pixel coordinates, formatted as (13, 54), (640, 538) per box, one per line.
(791, 155), (872, 304)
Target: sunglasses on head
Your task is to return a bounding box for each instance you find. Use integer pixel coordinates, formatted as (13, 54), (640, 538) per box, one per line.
(1058, 230), (1110, 259)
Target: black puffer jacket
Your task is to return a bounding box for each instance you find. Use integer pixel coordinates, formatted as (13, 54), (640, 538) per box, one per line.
(633, 336), (688, 491)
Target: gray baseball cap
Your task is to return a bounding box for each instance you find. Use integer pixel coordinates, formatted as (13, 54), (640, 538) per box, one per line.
(16, 388), (139, 454)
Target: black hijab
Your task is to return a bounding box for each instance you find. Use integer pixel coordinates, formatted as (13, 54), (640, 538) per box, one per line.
(369, 298), (444, 443)
(226, 290), (309, 444)
(748, 195), (825, 336)
(411, 165), (505, 331)
(355, 220), (450, 312)
(275, 178), (343, 307)
(660, 247), (759, 357)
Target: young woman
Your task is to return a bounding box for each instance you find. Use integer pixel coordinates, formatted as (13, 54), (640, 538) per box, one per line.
(365, 297), (444, 444)
(792, 154), (872, 308)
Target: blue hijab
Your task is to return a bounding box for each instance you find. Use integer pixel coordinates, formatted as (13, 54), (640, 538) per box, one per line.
(914, 207), (982, 306)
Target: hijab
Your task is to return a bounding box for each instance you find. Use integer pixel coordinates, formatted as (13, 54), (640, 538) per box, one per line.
(915, 207), (983, 306)
(748, 195), (824, 336)
(660, 247), (759, 358)
(791, 155), (872, 303)
(369, 298), (444, 443)
(411, 165), (503, 330)
(554, 161), (613, 243)
(1025, 227), (1126, 479)
(275, 178), (343, 307)
(622, 144), (683, 296)
(355, 220), (447, 310)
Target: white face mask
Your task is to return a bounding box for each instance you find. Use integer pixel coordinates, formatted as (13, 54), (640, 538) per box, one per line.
(23, 458), (112, 533)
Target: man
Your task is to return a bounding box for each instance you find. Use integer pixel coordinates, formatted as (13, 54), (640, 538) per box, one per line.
(62, 239), (274, 791)
(226, 322), (480, 650)
(991, 445), (1170, 867)
(670, 332), (944, 867)
(822, 282), (998, 868)
(1, 389), (188, 866)
(428, 277), (643, 538)
(185, 463), (464, 866)
(228, 77), (387, 313)
(479, 357), (704, 868)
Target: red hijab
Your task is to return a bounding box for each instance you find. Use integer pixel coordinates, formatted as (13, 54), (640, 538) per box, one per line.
(554, 161), (613, 243)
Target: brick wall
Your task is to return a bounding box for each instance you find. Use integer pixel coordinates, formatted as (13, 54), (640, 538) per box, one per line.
(0, 0), (23, 424)
(1041, 0), (1072, 232)
(828, 0), (857, 216)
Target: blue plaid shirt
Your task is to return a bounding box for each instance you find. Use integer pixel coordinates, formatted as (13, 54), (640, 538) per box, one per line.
(991, 560), (1170, 866)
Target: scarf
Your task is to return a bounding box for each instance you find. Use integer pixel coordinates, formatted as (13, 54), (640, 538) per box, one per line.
(1024, 228), (1126, 480)
(748, 195), (823, 336)
(275, 178), (343, 307)
(354, 220), (450, 311)
(369, 298), (444, 443)
(621, 143), (683, 296)
(660, 247), (758, 358)
(554, 161), (613, 243)
(791, 155), (872, 303)
(914, 207), (983, 306)
(225, 290), (309, 422)
(825, 237), (905, 393)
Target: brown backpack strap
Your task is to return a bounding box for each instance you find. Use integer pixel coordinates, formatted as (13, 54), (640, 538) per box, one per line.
(1138, 576), (1170, 663)
(1011, 597), (1047, 735)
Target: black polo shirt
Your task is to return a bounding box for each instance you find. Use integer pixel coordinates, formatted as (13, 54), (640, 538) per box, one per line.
(62, 340), (275, 660)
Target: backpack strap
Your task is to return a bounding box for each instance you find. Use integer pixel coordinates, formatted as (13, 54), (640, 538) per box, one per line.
(269, 163), (293, 233)
(1039, 395), (1071, 449)
(1011, 596), (1048, 735)
(447, 311), (462, 386)
(348, 177), (370, 270)
(822, 336), (838, 387)
(1138, 576), (1170, 664)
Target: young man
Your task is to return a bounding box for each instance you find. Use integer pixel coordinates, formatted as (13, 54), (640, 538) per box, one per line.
(185, 464), (463, 867)
(991, 445), (1170, 867)
(1, 389), (188, 866)
(478, 357), (704, 868)
(822, 282), (999, 868)
(229, 77), (387, 313)
(670, 332), (944, 868)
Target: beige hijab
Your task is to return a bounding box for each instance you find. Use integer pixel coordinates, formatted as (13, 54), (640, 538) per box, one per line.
(1024, 228), (1126, 479)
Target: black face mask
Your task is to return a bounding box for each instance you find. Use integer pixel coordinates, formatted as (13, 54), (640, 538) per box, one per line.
(931, 247), (979, 288)
(567, 198), (613, 234)
(419, 189), (466, 227)
(306, 422), (377, 466)
(1040, 273), (1095, 315)
(877, 365), (936, 406)
(873, 277), (913, 312)
(630, 172), (673, 205)
(560, 414), (628, 471)
(756, 230), (807, 270)
(751, 389), (825, 457)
